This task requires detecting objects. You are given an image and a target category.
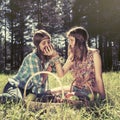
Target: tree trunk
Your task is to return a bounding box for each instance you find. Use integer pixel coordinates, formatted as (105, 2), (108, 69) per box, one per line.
(118, 40), (120, 61)
(11, 21), (14, 70)
(98, 35), (104, 71)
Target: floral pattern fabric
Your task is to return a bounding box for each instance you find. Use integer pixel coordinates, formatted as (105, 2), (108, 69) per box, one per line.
(71, 49), (99, 93)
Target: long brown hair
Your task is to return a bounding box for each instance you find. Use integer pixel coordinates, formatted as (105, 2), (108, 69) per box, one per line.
(33, 30), (51, 68)
(67, 26), (89, 61)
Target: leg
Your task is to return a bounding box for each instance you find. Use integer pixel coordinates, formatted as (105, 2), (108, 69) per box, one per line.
(3, 82), (22, 99)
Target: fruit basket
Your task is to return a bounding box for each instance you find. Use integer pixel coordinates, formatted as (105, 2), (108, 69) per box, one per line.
(23, 71), (89, 110)
(23, 71), (65, 110)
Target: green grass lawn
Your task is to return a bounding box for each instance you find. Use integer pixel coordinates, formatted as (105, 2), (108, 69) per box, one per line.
(0, 72), (120, 120)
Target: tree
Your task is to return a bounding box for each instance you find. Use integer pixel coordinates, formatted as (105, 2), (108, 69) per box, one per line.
(5, 0), (33, 70)
(70, 0), (120, 71)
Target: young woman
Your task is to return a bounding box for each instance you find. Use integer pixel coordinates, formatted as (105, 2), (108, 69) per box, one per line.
(56, 26), (106, 101)
(2, 29), (60, 102)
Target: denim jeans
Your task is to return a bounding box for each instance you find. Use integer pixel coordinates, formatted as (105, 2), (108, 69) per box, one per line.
(72, 86), (91, 100)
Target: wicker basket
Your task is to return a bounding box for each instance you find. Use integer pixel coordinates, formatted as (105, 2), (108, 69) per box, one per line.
(23, 71), (89, 110)
(23, 71), (65, 110)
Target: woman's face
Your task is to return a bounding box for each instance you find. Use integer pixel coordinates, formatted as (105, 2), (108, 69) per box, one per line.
(39, 38), (51, 53)
(68, 36), (75, 48)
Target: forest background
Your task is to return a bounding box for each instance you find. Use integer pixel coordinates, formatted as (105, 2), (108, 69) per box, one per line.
(0, 0), (120, 73)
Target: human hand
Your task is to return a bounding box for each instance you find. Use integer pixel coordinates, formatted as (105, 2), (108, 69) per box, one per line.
(67, 45), (74, 62)
(43, 44), (58, 57)
(68, 53), (74, 61)
(65, 53), (74, 67)
(65, 92), (75, 99)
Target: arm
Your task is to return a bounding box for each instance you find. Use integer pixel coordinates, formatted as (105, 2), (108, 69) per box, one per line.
(28, 55), (41, 82)
(93, 51), (106, 100)
(62, 45), (74, 76)
(27, 54), (43, 95)
(62, 54), (74, 75)
(44, 44), (73, 78)
(51, 53), (73, 78)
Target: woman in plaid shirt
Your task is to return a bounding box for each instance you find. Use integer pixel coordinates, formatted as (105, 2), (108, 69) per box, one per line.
(2, 29), (61, 102)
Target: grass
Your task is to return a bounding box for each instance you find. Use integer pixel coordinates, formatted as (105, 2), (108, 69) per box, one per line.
(0, 72), (120, 120)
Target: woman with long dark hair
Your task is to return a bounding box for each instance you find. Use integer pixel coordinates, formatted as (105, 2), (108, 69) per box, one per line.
(58, 26), (106, 101)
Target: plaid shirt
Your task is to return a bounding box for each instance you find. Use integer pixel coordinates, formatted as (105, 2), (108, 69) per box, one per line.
(12, 50), (50, 94)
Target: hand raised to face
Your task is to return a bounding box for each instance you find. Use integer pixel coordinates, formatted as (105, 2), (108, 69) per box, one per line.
(43, 44), (58, 57)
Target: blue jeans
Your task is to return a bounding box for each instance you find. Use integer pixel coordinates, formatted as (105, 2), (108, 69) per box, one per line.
(72, 86), (91, 100)
(3, 82), (32, 99)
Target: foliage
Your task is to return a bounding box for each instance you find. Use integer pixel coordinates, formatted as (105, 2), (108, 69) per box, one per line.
(0, 72), (120, 120)
(71, 0), (120, 71)
(0, 0), (120, 72)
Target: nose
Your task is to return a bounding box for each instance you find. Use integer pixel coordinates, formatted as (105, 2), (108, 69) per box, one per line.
(45, 42), (49, 47)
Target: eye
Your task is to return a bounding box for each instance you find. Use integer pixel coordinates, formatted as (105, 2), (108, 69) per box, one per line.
(42, 41), (46, 45)
(47, 40), (50, 45)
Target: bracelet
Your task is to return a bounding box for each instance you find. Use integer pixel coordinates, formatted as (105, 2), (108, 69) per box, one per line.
(49, 56), (60, 66)
(49, 56), (65, 66)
